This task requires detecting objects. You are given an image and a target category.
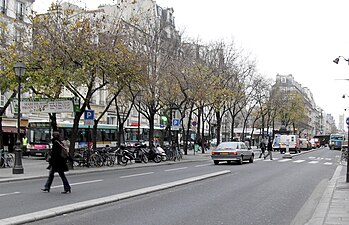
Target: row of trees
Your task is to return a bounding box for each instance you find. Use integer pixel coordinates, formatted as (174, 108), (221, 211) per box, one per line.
(0, 1), (307, 159)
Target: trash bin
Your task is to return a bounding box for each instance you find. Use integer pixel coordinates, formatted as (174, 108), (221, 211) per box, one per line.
(194, 144), (199, 152)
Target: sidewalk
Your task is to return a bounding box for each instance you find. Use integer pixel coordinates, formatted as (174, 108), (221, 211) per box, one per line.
(1, 149), (348, 225)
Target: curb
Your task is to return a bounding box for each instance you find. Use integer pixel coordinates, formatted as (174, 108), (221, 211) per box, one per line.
(305, 164), (343, 225)
(0, 170), (231, 225)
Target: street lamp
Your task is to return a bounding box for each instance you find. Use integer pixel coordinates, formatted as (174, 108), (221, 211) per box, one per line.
(333, 56), (349, 65)
(333, 57), (349, 182)
(13, 62), (26, 174)
(136, 92), (143, 145)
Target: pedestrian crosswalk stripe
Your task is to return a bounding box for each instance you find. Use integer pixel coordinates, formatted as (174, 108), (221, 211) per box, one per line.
(308, 161), (319, 164)
(279, 159), (292, 162)
(293, 160), (305, 163)
(324, 162), (333, 165)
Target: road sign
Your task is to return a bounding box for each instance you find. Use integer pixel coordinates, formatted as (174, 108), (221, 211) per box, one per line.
(172, 118), (180, 130)
(347, 117), (349, 125)
(12, 97), (80, 113)
(84, 110), (94, 126)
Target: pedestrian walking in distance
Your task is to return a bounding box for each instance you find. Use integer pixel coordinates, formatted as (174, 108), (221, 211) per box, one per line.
(264, 139), (273, 160)
(41, 131), (71, 194)
(259, 140), (266, 158)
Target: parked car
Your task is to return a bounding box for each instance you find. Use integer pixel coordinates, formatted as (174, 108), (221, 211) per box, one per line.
(299, 138), (311, 150)
(211, 142), (254, 165)
(310, 138), (320, 148)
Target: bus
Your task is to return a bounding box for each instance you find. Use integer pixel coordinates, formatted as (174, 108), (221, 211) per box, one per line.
(27, 121), (118, 157)
(329, 134), (345, 150)
(123, 125), (167, 147)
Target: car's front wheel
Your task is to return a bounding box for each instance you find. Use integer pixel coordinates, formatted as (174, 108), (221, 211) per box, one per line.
(214, 160), (219, 165)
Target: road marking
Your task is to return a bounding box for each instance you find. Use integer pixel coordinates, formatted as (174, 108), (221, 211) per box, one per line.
(165, 167), (188, 172)
(309, 157), (316, 159)
(324, 162), (333, 165)
(195, 164), (211, 167)
(279, 159), (292, 162)
(120, 172), (154, 178)
(325, 158), (332, 161)
(0, 192), (20, 197)
(308, 161), (319, 164)
(0, 170), (231, 225)
(293, 160), (305, 163)
(51, 179), (103, 189)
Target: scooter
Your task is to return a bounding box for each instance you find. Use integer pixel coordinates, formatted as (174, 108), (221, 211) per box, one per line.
(145, 147), (162, 163)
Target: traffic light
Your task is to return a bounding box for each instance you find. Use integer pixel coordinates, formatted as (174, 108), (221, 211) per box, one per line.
(160, 115), (168, 123)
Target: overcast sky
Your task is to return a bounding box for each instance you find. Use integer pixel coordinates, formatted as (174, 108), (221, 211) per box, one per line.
(33, 0), (349, 128)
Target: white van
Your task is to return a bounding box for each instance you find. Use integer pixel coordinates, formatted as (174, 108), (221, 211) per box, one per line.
(277, 134), (300, 153)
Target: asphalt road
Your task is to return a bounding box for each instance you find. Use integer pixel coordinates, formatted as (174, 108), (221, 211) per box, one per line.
(1, 148), (341, 225)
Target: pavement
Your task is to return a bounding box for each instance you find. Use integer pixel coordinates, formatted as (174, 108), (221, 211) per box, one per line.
(0, 148), (348, 225)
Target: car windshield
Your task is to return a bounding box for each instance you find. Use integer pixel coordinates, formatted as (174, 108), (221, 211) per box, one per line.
(217, 142), (238, 150)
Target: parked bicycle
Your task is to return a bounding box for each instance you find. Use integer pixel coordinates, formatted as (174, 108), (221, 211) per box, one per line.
(0, 149), (14, 168)
(340, 146), (348, 165)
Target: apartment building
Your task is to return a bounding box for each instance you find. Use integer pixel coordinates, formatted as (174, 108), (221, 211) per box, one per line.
(0, 0), (35, 152)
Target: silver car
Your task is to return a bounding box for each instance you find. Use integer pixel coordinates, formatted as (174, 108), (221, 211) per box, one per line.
(211, 142), (254, 165)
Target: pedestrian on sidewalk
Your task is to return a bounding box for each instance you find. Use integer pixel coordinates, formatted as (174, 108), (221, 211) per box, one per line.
(41, 131), (71, 194)
(259, 140), (266, 158)
(264, 139), (273, 160)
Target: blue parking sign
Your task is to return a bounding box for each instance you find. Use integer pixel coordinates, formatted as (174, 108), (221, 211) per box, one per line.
(172, 118), (180, 126)
(84, 110), (94, 120)
(346, 117), (349, 125)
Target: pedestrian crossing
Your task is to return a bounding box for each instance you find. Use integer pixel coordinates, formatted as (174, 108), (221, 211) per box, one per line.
(257, 156), (336, 165)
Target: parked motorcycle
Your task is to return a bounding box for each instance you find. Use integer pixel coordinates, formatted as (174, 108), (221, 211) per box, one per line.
(145, 147), (162, 163)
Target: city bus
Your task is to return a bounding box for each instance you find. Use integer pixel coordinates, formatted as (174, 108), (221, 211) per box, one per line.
(124, 125), (167, 147)
(27, 121), (118, 157)
(329, 133), (345, 150)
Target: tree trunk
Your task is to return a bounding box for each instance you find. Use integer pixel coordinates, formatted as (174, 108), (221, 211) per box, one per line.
(216, 111), (222, 146)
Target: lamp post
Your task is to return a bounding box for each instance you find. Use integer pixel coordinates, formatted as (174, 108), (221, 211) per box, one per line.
(333, 56), (349, 182)
(12, 62), (26, 174)
(136, 92), (143, 145)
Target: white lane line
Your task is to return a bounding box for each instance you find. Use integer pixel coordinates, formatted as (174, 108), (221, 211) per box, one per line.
(120, 172), (154, 178)
(308, 161), (319, 164)
(279, 159), (292, 162)
(51, 179), (103, 189)
(325, 158), (332, 161)
(324, 162), (333, 165)
(293, 160), (305, 163)
(0, 192), (20, 197)
(195, 164), (212, 167)
(309, 157), (316, 159)
(165, 167), (188, 172)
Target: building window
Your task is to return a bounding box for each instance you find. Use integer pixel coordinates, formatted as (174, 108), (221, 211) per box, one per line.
(0, 26), (5, 45)
(16, 1), (25, 20)
(0, 0), (6, 14)
(0, 92), (5, 107)
(15, 29), (22, 42)
(281, 77), (286, 83)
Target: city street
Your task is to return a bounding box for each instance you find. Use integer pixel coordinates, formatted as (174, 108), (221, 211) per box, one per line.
(0, 148), (341, 225)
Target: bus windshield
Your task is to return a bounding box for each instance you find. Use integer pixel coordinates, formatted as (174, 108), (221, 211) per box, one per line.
(330, 135), (344, 140)
(28, 126), (51, 144)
